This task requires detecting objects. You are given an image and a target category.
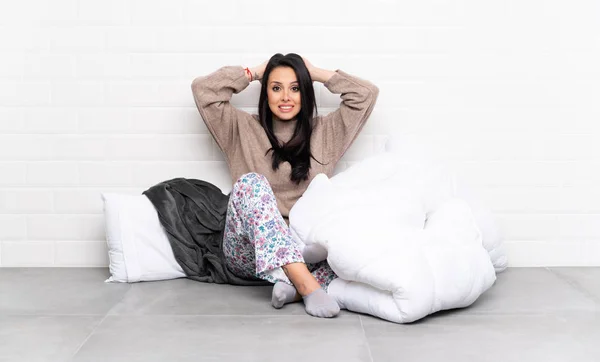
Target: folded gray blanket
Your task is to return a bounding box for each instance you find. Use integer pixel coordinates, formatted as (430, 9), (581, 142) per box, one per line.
(143, 178), (270, 286)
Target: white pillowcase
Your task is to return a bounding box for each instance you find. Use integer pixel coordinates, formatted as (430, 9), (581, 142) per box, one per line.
(101, 193), (186, 283)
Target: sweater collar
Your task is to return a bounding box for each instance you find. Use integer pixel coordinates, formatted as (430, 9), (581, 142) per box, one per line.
(273, 117), (298, 141)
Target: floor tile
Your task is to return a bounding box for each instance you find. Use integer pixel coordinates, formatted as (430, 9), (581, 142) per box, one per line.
(108, 277), (350, 316)
(548, 267), (600, 303)
(464, 267), (597, 314)
(72, 315), (371, 362)
(0, 315), (102, 362)
(362, 312), (600, 362)
(2, 267), (600, 362)
(0, 268), (130, 315)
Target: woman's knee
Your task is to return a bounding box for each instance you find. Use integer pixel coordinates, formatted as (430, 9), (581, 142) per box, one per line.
(231, 173), (274, 202)
(234, 172), (269, 188)
(230, 172), (276, 215)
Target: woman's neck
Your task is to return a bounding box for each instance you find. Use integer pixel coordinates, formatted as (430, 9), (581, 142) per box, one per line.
(273, 117), (298, 139)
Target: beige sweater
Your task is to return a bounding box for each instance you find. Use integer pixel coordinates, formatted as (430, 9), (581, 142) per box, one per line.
(191, 66), (379, 224)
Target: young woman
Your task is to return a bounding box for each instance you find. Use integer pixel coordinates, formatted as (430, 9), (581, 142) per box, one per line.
(191, 53), (379, 318)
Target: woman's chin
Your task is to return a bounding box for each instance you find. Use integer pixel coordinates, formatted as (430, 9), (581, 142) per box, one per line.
(275, 113), (297, 121)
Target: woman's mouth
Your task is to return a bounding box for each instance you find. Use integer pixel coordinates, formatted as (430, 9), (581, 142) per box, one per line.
(279, 105), (294, 113)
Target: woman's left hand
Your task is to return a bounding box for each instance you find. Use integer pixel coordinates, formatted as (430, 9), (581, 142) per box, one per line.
(301, 56), (316, 78)
(301, 56), (334, 83)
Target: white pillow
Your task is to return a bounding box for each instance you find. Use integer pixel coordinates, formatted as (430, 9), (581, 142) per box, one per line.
(101, 193), (186, 283)
(385, 132), (508, 272)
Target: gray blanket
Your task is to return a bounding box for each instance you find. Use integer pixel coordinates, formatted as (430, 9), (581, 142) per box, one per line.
(143, 178), (270, 286)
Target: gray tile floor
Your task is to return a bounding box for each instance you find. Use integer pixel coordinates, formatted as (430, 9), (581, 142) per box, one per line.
(1, 267), (599, 362)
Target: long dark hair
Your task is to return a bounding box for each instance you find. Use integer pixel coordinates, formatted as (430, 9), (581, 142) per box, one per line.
(258, 53), (326, 184)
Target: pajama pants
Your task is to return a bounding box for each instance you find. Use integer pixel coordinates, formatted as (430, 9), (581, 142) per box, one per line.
(222, 172), (337, 291)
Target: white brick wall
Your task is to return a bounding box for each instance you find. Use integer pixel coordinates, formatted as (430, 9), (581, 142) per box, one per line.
(0, 0), (599, 267)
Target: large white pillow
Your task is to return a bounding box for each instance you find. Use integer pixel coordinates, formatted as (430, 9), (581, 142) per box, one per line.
(385, 132), (508, 272)
(101, 193), (186, 283)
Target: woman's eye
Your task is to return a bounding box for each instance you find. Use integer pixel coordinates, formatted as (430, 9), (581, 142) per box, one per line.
(271, 86), (299, 92)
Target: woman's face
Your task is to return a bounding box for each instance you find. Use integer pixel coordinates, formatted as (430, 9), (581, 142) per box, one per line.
(267, 66), (302, 122)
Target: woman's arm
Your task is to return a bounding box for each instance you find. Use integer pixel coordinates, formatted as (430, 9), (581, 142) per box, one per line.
(246, 61), (268, 82)
(312, 62), (380, 164)
(302, 57), (335, 84)
(311, 68), (336, 84)
(191, 65), (256, 154)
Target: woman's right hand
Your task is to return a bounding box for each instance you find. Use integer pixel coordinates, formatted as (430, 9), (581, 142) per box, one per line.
(249, 60), (268, 82)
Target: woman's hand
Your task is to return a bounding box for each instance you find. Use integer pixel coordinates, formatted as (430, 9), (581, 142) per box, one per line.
(302, 56), (335, 83)
(301, 56), (316, 78)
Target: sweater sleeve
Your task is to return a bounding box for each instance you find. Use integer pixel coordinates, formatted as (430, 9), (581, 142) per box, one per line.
(318, 69), (379, 164)
(191, 66), (251, 155)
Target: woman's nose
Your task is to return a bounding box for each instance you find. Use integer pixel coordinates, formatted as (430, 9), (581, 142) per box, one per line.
(282, 90), (289, 100)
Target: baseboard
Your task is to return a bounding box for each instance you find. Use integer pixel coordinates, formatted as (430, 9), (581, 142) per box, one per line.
(502, 240), (600, 267)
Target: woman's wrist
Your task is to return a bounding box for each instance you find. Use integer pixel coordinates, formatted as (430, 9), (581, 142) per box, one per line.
(243, 67), (254, 82)
(243, 67), (252, 82)
(243, 67), (260, 82)
(251, 67), (262, 82)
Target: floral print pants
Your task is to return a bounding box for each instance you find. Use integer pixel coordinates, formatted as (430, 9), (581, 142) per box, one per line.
(222, 172), (337, 291)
